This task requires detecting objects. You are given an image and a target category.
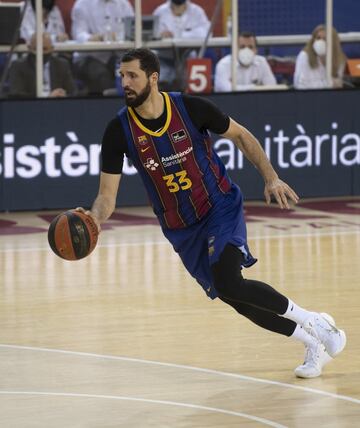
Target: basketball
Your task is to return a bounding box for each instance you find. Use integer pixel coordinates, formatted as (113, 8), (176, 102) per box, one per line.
(48, 210), (99, 260)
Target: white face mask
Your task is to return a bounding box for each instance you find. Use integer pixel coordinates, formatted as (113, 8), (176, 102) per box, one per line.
(238, 47), (255, 66)
(313, 39), (326, 56)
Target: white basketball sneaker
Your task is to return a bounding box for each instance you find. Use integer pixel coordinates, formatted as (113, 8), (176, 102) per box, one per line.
(303, 312), (346, 358)
(295, 341), (332, 378)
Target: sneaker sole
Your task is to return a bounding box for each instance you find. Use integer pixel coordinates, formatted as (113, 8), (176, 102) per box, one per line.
(320, 312), (347, 358)
(294, 365), (322, 378)
(295, 369), (321, 379)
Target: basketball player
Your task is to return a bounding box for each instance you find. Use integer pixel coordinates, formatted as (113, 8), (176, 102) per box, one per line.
(80, 48), (346, 378)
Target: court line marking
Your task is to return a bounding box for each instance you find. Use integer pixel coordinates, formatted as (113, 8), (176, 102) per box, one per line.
(1, 344), (359, 405)
(0, 229), (359, 253)
(0, 391), (286, 428)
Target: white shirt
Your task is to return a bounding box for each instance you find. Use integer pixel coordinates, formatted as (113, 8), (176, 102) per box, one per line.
(214, 54), (277, 92)
(71, 0), (134, 62)
(153, 1), (210, 39)
(294, 50), (345, 89)
(21, 3), (66, 43)
(42, 61), (51, 97)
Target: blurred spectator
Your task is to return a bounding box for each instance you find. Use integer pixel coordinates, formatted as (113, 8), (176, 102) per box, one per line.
(214, 31), (276, 92)
(71, 0), (134, 95)
(153, 0), (210, 89)
(55, 0), (76, 36)
(8, 32), (76, 98)
(154, 0), (210, 39)
(21, 0), (69, 43)
(294, 24), (347, 89)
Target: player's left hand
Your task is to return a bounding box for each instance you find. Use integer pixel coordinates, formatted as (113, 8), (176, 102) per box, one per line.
(264, 179), (299, 209)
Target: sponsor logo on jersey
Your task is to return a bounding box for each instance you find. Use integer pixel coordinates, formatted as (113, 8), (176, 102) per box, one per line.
(142, 147), (193, 170)
(144, 158), (159, 171)
(141, 146), (150, 153)
(161, 146), (193, 167)
(171, 129), (187, 143)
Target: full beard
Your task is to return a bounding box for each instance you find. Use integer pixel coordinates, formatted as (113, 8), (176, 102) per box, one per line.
(124, 80), (151, 108)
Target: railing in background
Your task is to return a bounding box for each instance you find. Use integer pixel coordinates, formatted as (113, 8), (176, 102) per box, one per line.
(1, 0), (360, 96)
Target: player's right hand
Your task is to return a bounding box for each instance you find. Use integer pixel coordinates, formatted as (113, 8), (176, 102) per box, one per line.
(75, 207), (101, 233)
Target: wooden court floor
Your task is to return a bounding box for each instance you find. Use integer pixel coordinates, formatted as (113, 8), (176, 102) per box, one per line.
(1, 197), (360, 427)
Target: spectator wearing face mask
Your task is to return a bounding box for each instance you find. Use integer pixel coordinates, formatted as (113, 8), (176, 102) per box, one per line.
(71, 0), (134, 95)
(294, 24), (347, 89)
(153, 0), (210, 89)
(154, 0), (210, 39)
(214, 31), (276, 92)
(21, 0), (69, 43)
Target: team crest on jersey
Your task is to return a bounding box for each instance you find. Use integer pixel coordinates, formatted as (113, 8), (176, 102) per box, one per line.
(138, 135), (148, 146)
(171, 129), (187, 143)
(144, 158), (159, 171)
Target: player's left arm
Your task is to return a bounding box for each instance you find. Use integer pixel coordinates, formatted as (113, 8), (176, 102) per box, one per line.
(222, 118), (299, 209)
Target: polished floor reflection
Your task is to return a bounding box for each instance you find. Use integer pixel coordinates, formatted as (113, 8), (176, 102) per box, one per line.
(1, 197), (360, 427)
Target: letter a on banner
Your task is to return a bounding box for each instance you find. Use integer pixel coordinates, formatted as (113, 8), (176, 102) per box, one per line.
(186, 58), (212, 94)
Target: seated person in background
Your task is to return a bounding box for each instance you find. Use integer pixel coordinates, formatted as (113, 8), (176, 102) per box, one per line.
(153, 0), (210, 89)
(71, 0), (134, 95)
(8, 32), (76, 98)
(214, 31), (277, 92)
(154, 0), (210, 39)
(294, 24), (347, 89)
(21, 0), (69, 43)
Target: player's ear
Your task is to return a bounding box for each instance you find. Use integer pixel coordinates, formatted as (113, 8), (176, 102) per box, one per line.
(150, 72), (159, 85)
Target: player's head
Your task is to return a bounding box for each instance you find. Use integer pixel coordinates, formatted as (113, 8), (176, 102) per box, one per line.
(120, 48), (160, 107)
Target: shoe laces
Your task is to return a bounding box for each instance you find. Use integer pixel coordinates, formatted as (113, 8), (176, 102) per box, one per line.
(303, 342), (321, 366)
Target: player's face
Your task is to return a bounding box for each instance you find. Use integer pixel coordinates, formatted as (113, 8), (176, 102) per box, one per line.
(120, 60), (152, 107)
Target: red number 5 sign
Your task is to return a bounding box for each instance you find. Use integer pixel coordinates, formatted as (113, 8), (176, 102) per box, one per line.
(186, 58), (212, 94)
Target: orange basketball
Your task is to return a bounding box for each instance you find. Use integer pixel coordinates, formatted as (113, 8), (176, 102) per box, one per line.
(48, 210), (98, 260)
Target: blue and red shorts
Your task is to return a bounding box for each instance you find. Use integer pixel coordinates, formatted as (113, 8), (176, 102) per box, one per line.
(162, 184), (257, 299)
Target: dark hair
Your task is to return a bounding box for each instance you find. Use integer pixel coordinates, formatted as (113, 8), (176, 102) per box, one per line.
(31, 0), (56, 12)
(239, 31), (258, 47)
(121, 48), (160, 77)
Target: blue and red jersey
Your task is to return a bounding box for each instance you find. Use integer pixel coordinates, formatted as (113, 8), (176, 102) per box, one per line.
(118, 92), (232, 229)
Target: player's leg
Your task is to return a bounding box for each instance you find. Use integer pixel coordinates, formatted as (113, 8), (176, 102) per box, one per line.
(219, 295), (295, 335)
(211, 244), (346, 360)
(219, 296), (333, 377)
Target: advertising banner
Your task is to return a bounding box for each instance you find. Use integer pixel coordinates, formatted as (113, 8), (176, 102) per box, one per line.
(0, 90), (359, 211)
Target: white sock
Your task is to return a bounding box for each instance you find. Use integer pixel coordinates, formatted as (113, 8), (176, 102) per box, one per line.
(291, 324), (318, 347)
(282, 299), (315, 326)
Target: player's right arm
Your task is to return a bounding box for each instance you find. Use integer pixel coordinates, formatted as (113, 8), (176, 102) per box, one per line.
(89, 172), (121, 230)
(79, 117), (127, 232)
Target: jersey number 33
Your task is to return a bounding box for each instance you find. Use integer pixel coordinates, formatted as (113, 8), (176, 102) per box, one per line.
(163, 171), (193, 193)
